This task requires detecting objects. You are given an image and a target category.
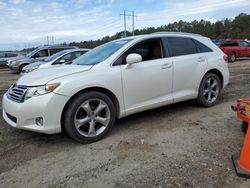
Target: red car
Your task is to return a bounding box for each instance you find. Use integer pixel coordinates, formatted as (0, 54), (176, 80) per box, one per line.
(219, 40), (250, 62)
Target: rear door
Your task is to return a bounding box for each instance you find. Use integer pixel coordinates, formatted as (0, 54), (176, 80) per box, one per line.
(165, 37), (208, 102)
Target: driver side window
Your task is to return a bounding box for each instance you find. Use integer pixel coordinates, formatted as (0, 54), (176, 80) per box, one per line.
(113, 38), (164, 66)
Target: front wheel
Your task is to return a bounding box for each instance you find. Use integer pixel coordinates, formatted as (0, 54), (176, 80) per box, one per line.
(197, 73), (221, 107)
(63, 91), (116, 143)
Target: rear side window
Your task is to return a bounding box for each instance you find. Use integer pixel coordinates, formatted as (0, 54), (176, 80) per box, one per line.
(167, 37), (197, 57)
(33, 49), (49, 58)
(0, 53), (5, 58)
(5, 53), (18, 57)
(194, 40), (213, 53)
(49, 48), (64, 55)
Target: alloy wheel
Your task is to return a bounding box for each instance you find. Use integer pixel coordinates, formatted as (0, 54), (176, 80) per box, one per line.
(202, 77), (219, 104)
(74, 98), (111, 137)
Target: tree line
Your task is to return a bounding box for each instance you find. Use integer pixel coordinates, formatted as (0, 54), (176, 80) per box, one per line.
(22, 13), (250, 52)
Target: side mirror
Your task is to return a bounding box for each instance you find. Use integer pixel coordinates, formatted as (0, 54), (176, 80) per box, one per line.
(126, 53), (142, 65)
(58, 59), (66, 64)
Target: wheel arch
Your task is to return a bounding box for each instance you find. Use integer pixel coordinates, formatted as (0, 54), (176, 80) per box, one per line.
(61, 87), (120, 132)
(19, 62), (29, 72)
(203, 69), (224, 87)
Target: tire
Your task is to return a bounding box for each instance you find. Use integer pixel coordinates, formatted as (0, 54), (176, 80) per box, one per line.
(229, 52), (236, 63)
(241, 121), (248, 134)
(19, 64), (28, 73)
(63, 91), (116, 143)
(197, 73), (221, 107)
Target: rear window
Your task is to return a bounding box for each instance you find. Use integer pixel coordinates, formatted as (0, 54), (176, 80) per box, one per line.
(167, 37), (197, 57)
(5, 53), (18, 58)
(220, 42), (238, 47)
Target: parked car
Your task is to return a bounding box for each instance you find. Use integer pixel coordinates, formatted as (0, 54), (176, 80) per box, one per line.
(2, 32), (229, 143)
(21, 49), (89, 75)
(219, 40), (250, 62)
(211, 39), (225, 46)
(0, 52), (24, 67)
(8, 45), (77, 73)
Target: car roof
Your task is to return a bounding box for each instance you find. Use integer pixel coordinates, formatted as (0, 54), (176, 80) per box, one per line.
(60, 48), (90, 53)
(114, 32), (206, 42)
(37, 45), (78, 50)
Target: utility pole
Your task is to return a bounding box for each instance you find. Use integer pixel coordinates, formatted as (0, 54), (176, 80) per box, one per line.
(132, 11), (135, 36)
(120, 10), (136, 37)
(51, 36), (55, 45)
(123, 10), (126, 37)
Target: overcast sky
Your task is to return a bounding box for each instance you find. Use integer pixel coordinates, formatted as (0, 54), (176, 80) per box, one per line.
(0, 0), (250, 50)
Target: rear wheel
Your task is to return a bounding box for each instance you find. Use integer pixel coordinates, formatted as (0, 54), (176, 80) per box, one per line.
(63, 91), (116, 143)
(197, 73), (221, 107)
(229, 52), (236, 62)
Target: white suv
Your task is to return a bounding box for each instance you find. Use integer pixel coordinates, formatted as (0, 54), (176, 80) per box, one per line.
(2, 32), (229, 143)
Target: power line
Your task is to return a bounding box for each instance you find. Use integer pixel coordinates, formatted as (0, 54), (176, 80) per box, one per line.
(120, 10), (137, 37)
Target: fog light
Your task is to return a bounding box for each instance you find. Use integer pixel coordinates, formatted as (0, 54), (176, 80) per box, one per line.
(35, 117), (43, 126)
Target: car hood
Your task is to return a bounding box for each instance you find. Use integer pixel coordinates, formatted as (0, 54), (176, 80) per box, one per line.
(17, 64), (93, 86)
(8, 56), (26, 63)
(24, 61), (46, 69)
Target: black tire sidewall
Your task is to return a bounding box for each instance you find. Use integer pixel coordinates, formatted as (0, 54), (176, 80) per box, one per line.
(197, 73), (221, 107)
(19, 64), (28, 73)
(63, 91), (116, 143)
(242, 121), (248, 134)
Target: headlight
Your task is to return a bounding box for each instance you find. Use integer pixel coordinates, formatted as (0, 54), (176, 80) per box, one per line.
(10, 61), (19, 66)
(24, 83), (60, 101)
(25, 65), (39, 73)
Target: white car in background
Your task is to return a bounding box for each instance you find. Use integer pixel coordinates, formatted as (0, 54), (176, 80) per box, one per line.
(21, 49), (89, 75)
(2, 32), (229, 143)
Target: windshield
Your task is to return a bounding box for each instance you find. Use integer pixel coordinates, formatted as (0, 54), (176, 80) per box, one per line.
(43, 50), (67, 62)
(73, 39), (132, 65)
(26, 48), (39, 57)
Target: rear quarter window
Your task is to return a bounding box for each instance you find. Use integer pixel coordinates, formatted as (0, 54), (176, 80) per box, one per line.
(193, 40), (213, 53)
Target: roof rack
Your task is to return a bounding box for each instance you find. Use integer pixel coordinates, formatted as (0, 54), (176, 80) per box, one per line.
(152, 32), (202, 37)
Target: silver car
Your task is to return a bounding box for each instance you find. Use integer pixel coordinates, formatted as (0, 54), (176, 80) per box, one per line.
(21, 49), (89, 75)
(0, 52), (24, 67)
(8, 45), (77, 73)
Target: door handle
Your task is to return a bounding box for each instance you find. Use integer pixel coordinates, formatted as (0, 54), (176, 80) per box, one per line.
(197, 57), (205, 62)
(161, 63), (172, 69)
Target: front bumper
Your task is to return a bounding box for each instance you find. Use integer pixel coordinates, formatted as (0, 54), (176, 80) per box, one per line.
(8, 65), (19, 73)
(2, 92), (70, 134)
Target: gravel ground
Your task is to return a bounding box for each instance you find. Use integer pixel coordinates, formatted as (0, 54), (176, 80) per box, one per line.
(1, 60), (250, 188)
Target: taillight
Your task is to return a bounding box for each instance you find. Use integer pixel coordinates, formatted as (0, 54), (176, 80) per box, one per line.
(223, 54), (228, 63)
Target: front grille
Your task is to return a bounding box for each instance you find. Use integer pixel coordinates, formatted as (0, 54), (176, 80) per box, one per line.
(7, 84), (28, 103)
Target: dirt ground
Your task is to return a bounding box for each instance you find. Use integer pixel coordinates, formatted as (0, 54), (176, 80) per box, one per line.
(1, 60), (250, 188)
